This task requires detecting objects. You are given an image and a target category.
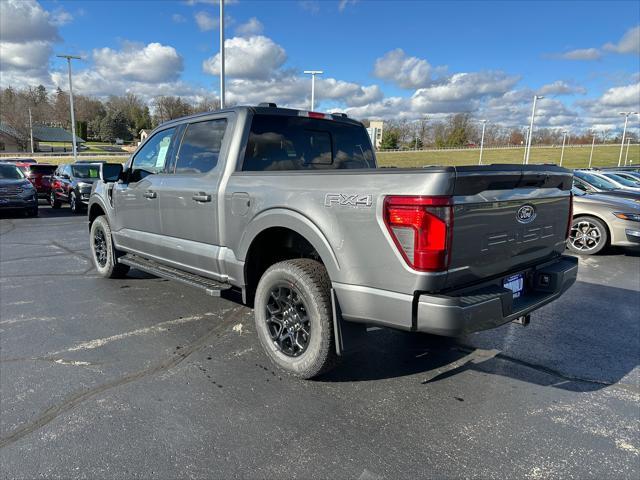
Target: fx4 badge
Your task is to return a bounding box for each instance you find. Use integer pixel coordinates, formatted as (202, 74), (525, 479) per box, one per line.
(325, 193), (373, 208)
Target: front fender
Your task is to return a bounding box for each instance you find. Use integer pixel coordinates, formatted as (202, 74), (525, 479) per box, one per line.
(237, 208), (341, 280)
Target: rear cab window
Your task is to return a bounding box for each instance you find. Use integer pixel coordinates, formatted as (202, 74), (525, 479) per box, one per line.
(242, 114), (376, 171)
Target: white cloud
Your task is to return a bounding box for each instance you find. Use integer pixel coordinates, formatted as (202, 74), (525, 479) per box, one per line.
(373, 49), (440, 89)
(538, 81), (587, 96)
(338, 0), (358, 12)
(603, 25), (640, 55)
(195, 11), (218, 31)
(554, 48), (602, 61)
(50, 7), (73, 26)
(599, 82), (640, 108)
(0, 0), (61, 86)
(236, 17), (263, 36)
(203, 35), (286, 79)
(172, 13), (186, 23)
(92, 42), (183, 83)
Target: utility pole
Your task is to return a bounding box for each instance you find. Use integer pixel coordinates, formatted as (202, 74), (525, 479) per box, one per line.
(56, 54), (81, 162)
(625, 138), (632, 165)
(588, 133), (596, 168)
(219, 0), (225, 109)
(303, 70), (323, 111)
(618, 112), (638, 166)
(478, 120), (487, 165)
(525, 95), (543, 164)
(559, 130), (568, 166)
(28, 107), (34, 154)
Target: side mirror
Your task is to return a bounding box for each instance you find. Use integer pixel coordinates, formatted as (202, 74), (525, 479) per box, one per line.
(100, 163), (124, 182)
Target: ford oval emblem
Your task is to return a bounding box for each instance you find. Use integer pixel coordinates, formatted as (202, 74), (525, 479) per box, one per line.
(516, 204), (536, 224)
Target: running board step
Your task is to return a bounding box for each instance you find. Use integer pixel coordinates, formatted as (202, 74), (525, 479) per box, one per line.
(119, 254), (231, 297)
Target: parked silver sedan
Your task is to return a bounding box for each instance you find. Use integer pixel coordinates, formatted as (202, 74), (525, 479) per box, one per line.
(568, 189), (640, 254)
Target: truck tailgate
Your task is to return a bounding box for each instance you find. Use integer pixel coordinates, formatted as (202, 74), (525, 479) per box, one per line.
(445, 165), (573, 289)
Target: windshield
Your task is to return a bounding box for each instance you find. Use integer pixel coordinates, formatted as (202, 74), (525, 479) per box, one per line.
(71, 164), (100, 179)
(574, 171), (617, 190)
(0, 164), (25, 179)
(602, 172), (640, 187)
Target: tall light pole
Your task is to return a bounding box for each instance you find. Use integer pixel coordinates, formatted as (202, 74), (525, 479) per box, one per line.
(522, 127), (529, 163)
(303, 70), (323, 111)
(618, 112), (638, 166)
(525, 95), (544, 164)
(588, 133), (596, 168)
(478, 120), (487, 165)
(28, 107), (34, 154)
(57, 54), (81, 162)
(559, 130), (568, 166)
(219, 0), (225, 109)
(625, 137), (632, 165)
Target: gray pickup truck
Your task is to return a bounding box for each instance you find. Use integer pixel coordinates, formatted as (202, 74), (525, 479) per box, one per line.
(88, 104), (577, 378)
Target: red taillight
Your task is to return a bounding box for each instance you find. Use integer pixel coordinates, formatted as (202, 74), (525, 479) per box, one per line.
(565, 192), (573, 240)
(383, 196), (453, 272)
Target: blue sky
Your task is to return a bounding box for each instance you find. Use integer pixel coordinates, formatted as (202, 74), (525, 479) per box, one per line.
(2, 0), (639, 133)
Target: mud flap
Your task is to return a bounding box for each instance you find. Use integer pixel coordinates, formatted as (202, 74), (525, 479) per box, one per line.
(331, 288), (367, 356)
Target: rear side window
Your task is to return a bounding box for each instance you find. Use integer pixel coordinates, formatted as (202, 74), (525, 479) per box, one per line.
(175, 119), (227, 174)
(242, 115), (375, 171)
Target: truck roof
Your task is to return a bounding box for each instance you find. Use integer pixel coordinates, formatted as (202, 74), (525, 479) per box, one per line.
(156, 105), (363, 130)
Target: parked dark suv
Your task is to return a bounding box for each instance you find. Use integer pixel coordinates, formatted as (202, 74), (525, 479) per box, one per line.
(50, 163), (101, 213)
(0, 162), (38, 216)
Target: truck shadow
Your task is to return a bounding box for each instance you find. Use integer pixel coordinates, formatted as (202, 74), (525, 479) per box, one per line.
(320, 280), (638, 393)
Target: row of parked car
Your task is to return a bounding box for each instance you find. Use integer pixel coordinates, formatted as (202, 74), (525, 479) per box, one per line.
(1, 157), (639, 256)
(0, 158), (102, 216)
(569, 167), (640, 254)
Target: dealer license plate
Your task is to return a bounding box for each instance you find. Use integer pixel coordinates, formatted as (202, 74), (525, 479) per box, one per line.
(503, 273), (524, 298)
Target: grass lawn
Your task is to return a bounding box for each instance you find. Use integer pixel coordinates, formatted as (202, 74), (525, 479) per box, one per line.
(377, 144), (640, 169)
(20, 144), (640, 169)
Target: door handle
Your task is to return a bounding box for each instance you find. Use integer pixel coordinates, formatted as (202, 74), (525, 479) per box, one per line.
(192, 193), (212, 203)
(144, 191), (157, 199)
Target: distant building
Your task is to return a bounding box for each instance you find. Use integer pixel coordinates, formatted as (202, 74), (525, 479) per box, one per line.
(366, 120), (384, 149)
(0, 122), (28, 152)
(139, 129), (151, 143)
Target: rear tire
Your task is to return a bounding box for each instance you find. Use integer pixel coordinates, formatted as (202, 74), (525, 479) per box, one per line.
(567, 216), (608, 255)
(50, 191), (61, 209)
(254, 259), (338, 379)
(90, 215), (130, 278)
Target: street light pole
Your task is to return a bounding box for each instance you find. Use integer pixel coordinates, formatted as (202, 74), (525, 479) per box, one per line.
(559, 130), (568, 166)
(303, 70), (323, 111)
(57, 55), (81, 162)
(522, 127), (529, 163)
(625, 137), (632, 165)
(588, 133), (596, 168)
(525, 95), (543, 165)
(478, 120), (487, 165)
(219, 0), (225, 109)
(618, 112), (638, 166)
(28, 107), (34, 154)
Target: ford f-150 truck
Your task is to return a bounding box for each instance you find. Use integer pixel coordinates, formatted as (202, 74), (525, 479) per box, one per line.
(88, 104), (577, 378)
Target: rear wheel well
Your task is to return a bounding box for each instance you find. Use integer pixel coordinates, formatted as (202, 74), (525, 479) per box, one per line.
(244, 227), (323, 306)
(88, 204), (105, 228)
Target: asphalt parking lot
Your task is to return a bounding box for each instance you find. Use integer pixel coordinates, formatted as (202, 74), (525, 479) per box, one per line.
(1, 205), (639, 479)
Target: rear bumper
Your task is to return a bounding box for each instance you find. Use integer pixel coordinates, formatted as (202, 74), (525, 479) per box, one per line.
(416, 255), (578, 336)
(334, 255), (578, 336)
(0, 197), (38, 210)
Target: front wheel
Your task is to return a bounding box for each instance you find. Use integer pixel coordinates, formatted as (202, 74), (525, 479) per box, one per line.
(70, 191), (82, 214)
(567, 216), (608, 255)
(90, 215), (130, 278)
(50, 191), (61, 209)
(254, 259), (338, 379)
